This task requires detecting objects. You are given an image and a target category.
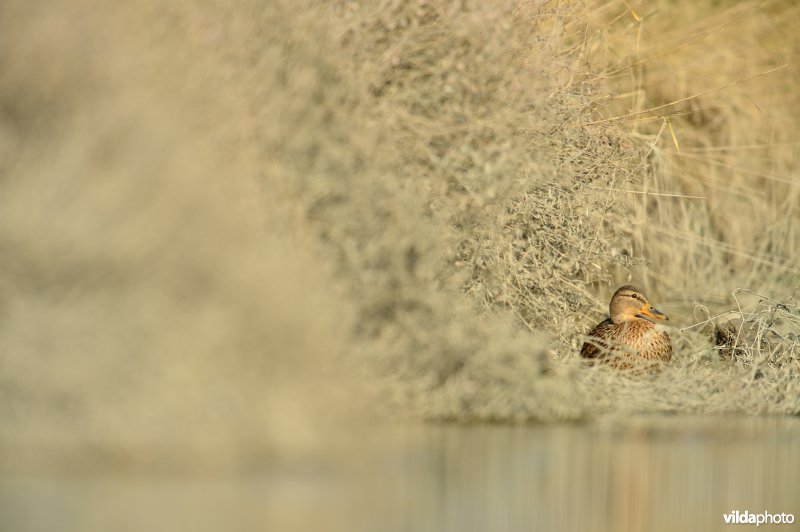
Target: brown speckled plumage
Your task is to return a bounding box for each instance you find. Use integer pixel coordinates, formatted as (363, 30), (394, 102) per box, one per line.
(581, 285), (672, 370)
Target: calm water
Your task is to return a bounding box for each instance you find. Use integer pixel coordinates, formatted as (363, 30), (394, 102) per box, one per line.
(1, 416), (798, 532)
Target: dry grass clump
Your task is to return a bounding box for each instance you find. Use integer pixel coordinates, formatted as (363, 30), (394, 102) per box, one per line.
(339, 2), (643, 351)
(580, 0), (800, 299)
(195, 0), (595, 420)
(162, 0), (633, 422)
(327, 0), (800, 418)
(326, 2), (653, 408)
(0, 0), (361, 473)
(702, 289), (800, 371)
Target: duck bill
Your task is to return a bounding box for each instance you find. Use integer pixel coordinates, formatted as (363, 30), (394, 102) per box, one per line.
(638, 306), (668, 321)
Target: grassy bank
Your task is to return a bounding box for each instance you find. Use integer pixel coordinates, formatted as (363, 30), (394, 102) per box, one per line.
(1, 0), (799, 466)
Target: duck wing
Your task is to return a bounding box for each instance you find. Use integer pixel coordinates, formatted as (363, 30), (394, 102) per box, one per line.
(580, 318), (615, 359)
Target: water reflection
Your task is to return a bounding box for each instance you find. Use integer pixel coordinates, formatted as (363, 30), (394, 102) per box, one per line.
(1, 417), (798, 532)
(382, 417), (800, 531)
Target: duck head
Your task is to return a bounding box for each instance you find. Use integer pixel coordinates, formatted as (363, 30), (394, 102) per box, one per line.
(609, 285), (668, 323)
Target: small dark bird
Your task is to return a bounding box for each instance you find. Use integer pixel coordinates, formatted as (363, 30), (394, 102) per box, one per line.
(580, 285), (672, 369)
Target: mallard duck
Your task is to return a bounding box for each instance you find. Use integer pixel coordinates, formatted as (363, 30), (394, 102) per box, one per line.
(580, 285), (672, 369)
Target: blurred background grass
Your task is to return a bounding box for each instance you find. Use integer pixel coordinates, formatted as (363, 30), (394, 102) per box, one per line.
(1, 0), (799, 483)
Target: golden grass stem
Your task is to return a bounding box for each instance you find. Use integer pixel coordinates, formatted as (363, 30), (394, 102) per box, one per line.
(585, 185), (706, 199)
(578, 64), (790, 127)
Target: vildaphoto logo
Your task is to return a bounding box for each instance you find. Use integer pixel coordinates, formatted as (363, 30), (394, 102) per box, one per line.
(723, 511), (795, 526)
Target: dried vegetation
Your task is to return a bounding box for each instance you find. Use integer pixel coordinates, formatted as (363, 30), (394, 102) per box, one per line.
(1, 0), (800, 467)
